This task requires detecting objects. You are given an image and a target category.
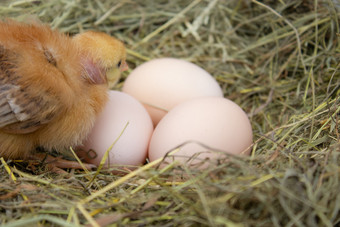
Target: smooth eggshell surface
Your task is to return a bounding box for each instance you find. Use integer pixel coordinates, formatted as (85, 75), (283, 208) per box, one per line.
(148, 97), (253, 165)
(122, 58), (223, 126)
(80, 91), (153, 167)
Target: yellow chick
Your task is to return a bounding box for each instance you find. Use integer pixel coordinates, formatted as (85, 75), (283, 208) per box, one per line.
(0, 20), (127, 172)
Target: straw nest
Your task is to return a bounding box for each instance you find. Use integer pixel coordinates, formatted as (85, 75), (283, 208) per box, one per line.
(0, 0), (339, 226)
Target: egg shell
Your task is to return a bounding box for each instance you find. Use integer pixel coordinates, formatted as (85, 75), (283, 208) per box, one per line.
(148, 97), (253, 166)
(79, 91), (153, 167)
(122, 58), (223, 126)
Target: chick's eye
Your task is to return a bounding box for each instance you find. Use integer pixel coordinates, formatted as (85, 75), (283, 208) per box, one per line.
(117, 60), (122, 68)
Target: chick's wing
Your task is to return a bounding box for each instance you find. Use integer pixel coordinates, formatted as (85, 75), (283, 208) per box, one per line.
(0, 45), (60, 134)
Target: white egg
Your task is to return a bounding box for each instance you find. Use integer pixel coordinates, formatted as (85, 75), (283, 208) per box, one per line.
(78, 91), (153, 167)
(148, 97), (253, 166)
(122, 58), (223, 126)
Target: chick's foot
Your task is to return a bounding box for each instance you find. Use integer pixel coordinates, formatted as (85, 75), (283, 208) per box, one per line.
(29, 153), (96, 174)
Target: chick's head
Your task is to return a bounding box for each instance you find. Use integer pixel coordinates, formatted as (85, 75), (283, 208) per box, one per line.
(73, 31), (128, 88)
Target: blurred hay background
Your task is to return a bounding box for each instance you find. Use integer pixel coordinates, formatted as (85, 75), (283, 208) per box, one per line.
(0, 0), (339, 226)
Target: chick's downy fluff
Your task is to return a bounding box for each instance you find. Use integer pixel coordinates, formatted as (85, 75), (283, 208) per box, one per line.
(0, 20), (127, 160)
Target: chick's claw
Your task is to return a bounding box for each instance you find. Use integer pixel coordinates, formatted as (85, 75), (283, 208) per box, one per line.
(29, 153), (96, 174)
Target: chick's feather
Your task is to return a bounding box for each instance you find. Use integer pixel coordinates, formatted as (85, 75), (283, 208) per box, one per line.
(0, 45), (60, 134)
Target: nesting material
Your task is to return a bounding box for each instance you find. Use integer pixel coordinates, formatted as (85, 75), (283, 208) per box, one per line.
(0, 1), (339, 226)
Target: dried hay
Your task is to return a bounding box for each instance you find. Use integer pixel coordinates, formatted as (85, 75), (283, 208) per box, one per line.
(0, 0), (339, 226)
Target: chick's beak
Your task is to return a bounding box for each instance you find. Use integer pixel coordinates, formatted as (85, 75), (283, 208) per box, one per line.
(120, 60), (129, 72)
